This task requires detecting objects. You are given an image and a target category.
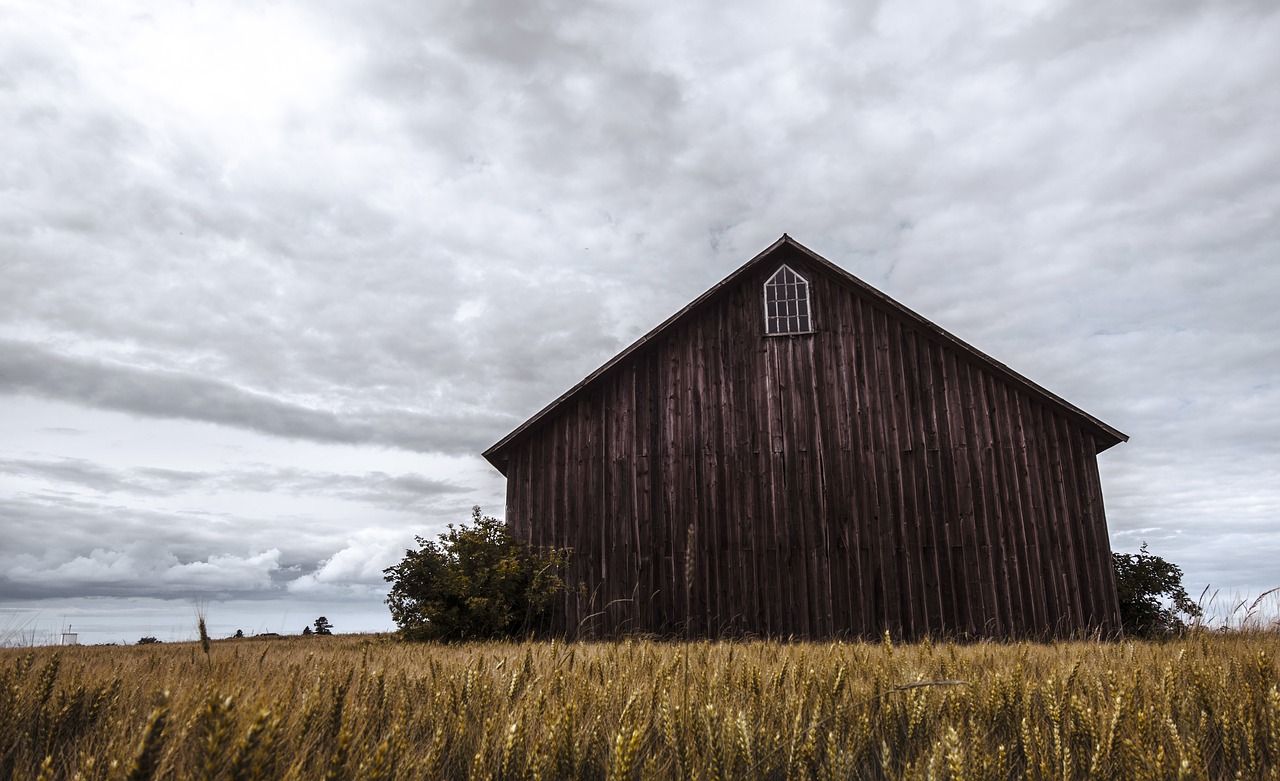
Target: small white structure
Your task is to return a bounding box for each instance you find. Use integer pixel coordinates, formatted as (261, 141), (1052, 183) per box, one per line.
(61, 627), (78, 645)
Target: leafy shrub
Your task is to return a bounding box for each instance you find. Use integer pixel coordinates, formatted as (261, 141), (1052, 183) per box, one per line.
(383, 506), (568, 641)
(1113, 542), (1203, 637)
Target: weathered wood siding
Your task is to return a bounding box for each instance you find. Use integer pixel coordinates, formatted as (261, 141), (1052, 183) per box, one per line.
(500, 245), (1122, 639)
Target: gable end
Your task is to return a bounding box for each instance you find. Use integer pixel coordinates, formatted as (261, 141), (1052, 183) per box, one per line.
(483, 235), (1127, 473)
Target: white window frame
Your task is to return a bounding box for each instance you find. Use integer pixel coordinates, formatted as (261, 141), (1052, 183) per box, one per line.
(763, 264), (814, 336)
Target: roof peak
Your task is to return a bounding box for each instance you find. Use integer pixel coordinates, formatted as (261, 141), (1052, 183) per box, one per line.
(483, 236), (1126, 469)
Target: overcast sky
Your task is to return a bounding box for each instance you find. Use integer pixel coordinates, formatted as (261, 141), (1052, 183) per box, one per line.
(3, 0), (1277, 644)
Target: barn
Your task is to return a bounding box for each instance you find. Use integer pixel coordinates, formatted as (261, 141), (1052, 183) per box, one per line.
(483, 235), (1127, 639)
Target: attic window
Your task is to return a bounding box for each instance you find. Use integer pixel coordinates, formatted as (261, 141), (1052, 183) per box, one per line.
(763, 265), (812, 335)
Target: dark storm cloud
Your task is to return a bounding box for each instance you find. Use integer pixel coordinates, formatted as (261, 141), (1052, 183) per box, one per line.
(0, 339), (513, 454)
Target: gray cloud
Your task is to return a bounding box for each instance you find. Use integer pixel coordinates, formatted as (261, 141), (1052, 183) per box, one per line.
(0, 456), (470, 510)
(2, 544), (285, 601)
(2, 0), (1279, 633)
(0, 456), (159, 495)
(0, 487), (430, 601)
(0, 492), (262, 599)
(0, 339), (513, 454)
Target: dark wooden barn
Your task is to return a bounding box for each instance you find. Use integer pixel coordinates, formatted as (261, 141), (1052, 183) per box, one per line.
(483, 235), (1127, 639)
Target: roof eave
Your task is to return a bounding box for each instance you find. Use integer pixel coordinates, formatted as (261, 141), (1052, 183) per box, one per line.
(781, 239), (1129, 452)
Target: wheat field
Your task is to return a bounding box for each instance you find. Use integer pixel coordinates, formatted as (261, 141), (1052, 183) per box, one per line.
(1, 632), (1277, 780)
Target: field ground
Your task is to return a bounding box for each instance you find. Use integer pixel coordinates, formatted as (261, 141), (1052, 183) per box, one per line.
(2, 632), (1278, 780)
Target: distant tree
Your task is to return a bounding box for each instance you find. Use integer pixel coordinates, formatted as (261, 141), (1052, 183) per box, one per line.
(384, 506), (569, 642)
(136, 636), (161, 645)
(233, 629), (244, 639)
(312, 616), (333, 636)
(1113, 542), (1203, 638)
(302, 625), (313, 636)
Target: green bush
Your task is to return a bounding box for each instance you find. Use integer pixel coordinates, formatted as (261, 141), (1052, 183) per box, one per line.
(1113, 542), (1202, 637)
(384, 506), (568, 641)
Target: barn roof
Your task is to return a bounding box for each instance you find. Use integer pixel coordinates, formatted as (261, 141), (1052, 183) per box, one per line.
(483, 235), (1127, 472)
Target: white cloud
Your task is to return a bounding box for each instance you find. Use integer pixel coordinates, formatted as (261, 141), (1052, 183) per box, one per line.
(5, 544), (282, 598)
(287, 531), (404, 598)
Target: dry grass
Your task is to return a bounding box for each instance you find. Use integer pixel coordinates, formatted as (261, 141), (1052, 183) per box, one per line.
(2, 632), (1278, 779)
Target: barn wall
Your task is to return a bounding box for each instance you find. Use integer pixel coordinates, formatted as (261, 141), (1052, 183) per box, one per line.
(503, 246), (1121, 638)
